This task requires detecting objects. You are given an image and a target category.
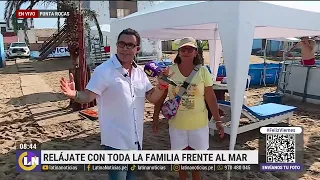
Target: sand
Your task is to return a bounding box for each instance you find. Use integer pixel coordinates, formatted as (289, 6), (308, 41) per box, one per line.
(0, 55), (319, 180)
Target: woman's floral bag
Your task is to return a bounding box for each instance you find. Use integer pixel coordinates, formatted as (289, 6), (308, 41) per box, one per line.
(161, 65), (201, 120)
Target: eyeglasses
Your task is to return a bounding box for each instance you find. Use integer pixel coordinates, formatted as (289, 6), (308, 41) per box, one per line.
(117, 41), (137, 49)
(179, 47), (196, 53)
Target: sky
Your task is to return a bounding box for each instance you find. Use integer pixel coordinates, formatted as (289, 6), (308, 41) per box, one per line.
(0, 1), (58, 28)
(0, 1), (320, 29)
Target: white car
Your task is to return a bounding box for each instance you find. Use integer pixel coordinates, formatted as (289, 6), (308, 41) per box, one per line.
(7, 42), (30, 58)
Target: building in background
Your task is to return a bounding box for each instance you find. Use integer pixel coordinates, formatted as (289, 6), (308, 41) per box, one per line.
(1, 20), (16, 49)
(1, 18), (35, 49)
(0, 21), (14, 34)
(7, 1), (163, 59)
(16, 28), (68, 51)
(0, 19), (33, 33)
(88, 1), (163, 58)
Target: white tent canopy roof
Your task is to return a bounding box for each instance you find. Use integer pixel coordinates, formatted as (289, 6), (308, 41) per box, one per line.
(268, 37), (301, 42)
(91, 24), (110, 32)
(110, 1), (320, 151)
(111, 1), (320, 40)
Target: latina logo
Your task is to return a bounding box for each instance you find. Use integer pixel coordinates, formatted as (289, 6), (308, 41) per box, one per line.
(16, 150), (41, 172)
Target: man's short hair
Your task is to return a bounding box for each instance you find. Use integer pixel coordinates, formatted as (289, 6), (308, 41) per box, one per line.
(117, 28), (141, 46)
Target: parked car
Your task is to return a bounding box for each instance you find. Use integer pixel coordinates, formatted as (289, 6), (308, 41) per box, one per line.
(7, 42), (30, 59)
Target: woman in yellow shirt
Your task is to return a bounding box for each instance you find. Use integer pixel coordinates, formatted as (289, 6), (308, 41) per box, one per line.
(153, 37), (224, 180)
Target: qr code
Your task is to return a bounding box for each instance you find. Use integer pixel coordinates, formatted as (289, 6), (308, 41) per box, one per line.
(266, 134), (295, 163)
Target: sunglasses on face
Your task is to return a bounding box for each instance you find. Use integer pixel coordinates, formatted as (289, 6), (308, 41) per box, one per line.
(117, 41), (137, 49)
(179, 47), (196, 53)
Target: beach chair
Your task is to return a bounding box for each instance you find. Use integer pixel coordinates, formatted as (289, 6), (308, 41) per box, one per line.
(208, 100), (297, 135)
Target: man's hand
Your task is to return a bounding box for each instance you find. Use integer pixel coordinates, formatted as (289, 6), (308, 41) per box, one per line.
(60, 73), (96, 104)
(60, 73), (76, 99)
(216, 122), (224, 139)
(288, 42), (300, 53)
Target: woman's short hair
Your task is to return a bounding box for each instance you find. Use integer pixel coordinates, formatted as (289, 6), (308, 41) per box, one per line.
(174, 50), (202, 65)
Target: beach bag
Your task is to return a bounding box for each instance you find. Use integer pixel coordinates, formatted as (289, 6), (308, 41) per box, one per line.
(161, 65), (201, 120)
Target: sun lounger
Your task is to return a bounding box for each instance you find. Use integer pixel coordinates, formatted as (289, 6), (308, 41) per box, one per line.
(208, 100), (297, 135)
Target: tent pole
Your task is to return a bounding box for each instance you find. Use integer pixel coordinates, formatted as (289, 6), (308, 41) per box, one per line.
(219, 20), (255, 150)
(218, 20), (255, 180)
(263, 40), (268, 86)
(227, 171), (231, 180)
(317, 40), (320, 57)
(209, 39), (217, 78)
(209, 28), (222, 81)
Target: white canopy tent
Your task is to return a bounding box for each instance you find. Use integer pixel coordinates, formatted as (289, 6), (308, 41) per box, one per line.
(110, 1), (320, 150)
(90, 24), (111, 45)
(269, 37), (300, 42)
(91, 24), (111, 32)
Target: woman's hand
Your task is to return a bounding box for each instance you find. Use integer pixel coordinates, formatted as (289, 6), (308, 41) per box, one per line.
(152, 118), (160, 134)
(157, 67), (175, 86)
(204, 86), (225, 139)
(216, 121), (224, 139)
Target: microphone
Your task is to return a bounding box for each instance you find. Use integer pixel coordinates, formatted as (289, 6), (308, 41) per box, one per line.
(144, 61), (177, 86)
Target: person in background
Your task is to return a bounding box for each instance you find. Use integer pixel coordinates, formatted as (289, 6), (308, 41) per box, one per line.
(152, 37), (224, 180)
(60, 28), (169, 180)
(288, 36), (316, 66)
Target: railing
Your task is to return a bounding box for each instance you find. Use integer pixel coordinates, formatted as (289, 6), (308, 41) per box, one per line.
(38, 23), (67, 52)
(38, 28), (68, 61)
(39, 24), (67, 52)
(89, 40), (110, 70)
(39, 27), (67, 54)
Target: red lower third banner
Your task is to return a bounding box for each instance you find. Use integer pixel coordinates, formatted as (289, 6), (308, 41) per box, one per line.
(16, 10), (39, 18)
(16, 10), (70, 18)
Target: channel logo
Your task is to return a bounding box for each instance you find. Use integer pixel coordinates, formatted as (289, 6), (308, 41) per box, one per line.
(16, 150), (41, 172)
(42, 165), (49, 171)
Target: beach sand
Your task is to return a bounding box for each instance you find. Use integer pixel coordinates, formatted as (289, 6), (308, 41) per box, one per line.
(0, 54), (319, 180)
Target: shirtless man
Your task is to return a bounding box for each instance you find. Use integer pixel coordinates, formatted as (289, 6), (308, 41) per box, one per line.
(288, 36), (316, 66)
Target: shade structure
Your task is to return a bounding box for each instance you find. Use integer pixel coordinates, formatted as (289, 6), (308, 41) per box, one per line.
(90, 24), (111, 37)
(90, 24), (110, 32)
(110, 1), (320, 150)
(269, 37), (301, 42)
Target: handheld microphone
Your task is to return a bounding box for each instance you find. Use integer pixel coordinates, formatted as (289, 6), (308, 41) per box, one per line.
(144, 61), (177, 86)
